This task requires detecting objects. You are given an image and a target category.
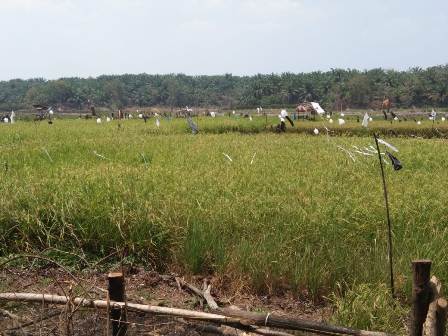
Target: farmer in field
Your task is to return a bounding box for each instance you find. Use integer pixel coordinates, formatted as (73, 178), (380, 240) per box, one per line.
(275, 109), (294, 133)
(381, 96), (397, 120)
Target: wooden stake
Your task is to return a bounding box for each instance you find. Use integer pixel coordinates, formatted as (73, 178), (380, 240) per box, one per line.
(411, 260), (432, 336)
(108, 272), (127, 336)
(423, 276), (441, 335)
(436, 298), (447, 336)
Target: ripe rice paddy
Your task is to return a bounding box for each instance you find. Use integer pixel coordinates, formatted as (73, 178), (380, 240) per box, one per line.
(1, 116), (447, 332)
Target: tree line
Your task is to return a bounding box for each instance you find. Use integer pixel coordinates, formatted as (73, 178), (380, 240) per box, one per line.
(0, 65), (447, 112)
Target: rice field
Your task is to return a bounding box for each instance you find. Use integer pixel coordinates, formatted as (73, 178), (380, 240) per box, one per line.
(1, 116), (448, 331)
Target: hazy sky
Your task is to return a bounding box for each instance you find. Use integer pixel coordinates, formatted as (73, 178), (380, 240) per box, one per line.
(0, 0), (446, 80)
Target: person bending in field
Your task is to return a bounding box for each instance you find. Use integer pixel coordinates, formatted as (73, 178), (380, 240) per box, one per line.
(275, 109), (294, 133)
(275, 118), (286, 132)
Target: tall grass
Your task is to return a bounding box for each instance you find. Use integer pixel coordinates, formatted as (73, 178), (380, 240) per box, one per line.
(330, 283), (408, 333)
(1, 118), (448, 303)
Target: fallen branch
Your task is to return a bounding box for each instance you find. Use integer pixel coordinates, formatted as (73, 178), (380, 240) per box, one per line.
(175, 277), (219, 310)
(218, 307), (390, 336)
(175, 278), (294, 336)
(204, 283), (219, 310)
(0, 292), (391, 336)
(0, 292), (237, 323)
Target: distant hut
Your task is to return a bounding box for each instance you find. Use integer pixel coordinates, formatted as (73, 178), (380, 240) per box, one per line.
(295, 102), (326, 119)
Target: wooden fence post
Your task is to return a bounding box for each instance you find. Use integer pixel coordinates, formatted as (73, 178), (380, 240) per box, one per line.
(411, 260), (432, 336)
(108, 272), (127, 336)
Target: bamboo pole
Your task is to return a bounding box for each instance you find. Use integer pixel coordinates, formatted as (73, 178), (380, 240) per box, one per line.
(374, 133), (395, 297)
(0, 293), (390, 336)
(0, 293), (231, 321)
(411, 260), (432, 336)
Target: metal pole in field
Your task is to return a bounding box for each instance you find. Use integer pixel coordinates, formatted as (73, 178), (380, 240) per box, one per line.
(373, 133), (395, 297)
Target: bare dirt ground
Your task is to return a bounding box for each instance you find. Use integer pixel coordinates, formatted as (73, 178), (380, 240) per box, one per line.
(0, 267), (331, 335)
